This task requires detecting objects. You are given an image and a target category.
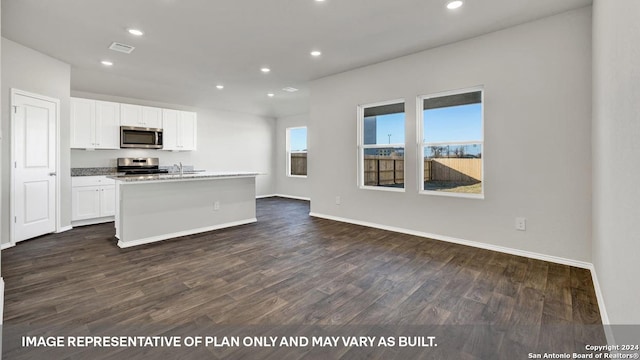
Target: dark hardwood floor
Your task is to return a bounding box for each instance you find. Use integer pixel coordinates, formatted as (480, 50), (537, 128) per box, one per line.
(2, 197), (605, 359)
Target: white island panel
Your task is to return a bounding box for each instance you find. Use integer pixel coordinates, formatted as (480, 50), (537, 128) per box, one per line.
(115, 175), (257, 248)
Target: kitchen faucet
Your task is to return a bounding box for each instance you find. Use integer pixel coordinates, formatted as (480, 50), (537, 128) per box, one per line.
(173, 162), (183, 175)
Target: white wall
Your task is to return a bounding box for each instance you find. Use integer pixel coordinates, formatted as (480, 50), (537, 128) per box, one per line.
(592, 0), (640, 324)
(1, 38), (72, 246)
(275, 113), (310, 199)
(309, 8), (592, 262)
(1, 4), (4, 326)
(70, 91), (276, 197)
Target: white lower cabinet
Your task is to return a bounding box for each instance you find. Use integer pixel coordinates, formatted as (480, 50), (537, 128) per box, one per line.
(72, 186), (101, 220)
(72, 176), (116, 225)
(100, 185), (116, 216)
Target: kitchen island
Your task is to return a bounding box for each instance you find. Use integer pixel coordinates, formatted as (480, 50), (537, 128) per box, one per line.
(110, 172), (259, 248)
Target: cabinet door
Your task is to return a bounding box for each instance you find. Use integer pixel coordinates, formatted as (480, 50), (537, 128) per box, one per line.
(142, 106), (162, 128)
(100, 185), (116, 217)
(70, 98), (96, 148)
(72, 186), (101, 221)
(120, 104), (143, 127)
(95, 101), (120, 149)
(161, 109), (179, 150)
(178, 111), (197, 151)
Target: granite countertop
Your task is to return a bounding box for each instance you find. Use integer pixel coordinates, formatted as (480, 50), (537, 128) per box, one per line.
(71, 167), (122, 176)
(72, 165), (196, 177)
(108, 171), (260, 183)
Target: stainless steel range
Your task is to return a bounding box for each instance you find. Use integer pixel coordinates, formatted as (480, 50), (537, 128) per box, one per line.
(117, 157), (169, 175)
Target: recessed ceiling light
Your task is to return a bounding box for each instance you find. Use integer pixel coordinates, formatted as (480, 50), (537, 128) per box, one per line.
(128, 28), (144, 36)
(216, 85), (224, 90)
(283, 87), (299, 92)
(446, 1), (463, 10)
(261, 67), (271, 73)
(310, 50), (322, 57)
(101, 60), (113, 66)
(315, 0), (325, 2)
(267, 93), (275, 97)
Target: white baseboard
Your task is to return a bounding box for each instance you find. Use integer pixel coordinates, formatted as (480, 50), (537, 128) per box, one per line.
(256, 194), (276, 199)
(588, 265), (615, 345)
(256, 194), (311, 201)
(309, 211), (612, 328)
(71, 216), (115, 227)
(56, 225), (73, 233)
(117, 218), (257, 248)
(0, 277), (4, 325)
(274, 194), (311, 201)
(3, 226), (73, 249)
(310, 212), (592, 269)
(588, 265), (609, 325)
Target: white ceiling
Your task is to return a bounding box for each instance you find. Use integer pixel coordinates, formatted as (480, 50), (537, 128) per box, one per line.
(2, 0), (590, 118)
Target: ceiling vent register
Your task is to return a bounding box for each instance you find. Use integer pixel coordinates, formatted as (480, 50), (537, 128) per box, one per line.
(109, 42), (135, 54)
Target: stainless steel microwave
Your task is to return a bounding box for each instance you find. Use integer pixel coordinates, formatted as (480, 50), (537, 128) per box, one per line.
(120, 126), (163, 149)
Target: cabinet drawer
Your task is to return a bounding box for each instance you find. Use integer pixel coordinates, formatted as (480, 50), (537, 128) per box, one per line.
(72, 176), (115, 187)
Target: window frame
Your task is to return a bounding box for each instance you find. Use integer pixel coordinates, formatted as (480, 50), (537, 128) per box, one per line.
(357, 98), (406, 193)
(286, 126), (308, 178)
(417, 86), (485, 199)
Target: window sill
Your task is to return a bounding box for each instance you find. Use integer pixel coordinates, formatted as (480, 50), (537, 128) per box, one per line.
(287, 175), (308, 179)
(359, 185), (406, 193)
(419, 190), (484, 199)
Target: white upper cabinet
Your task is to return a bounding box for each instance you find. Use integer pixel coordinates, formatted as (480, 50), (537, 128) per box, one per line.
(162, 109), (197, 151)
(94, 101), (120, 149)
(70, 98), (120, 149)
(179, 111), (197, 151)
(142, 106), (162, 128)
(72, 97), (195, 151)
(121, 104), (162, 128)
(70, 98), (95, 148)
(120, 104), (143, 127)
(162, 109), (179, 150)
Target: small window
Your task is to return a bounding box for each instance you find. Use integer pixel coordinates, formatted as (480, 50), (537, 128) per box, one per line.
(419, 88), (483, 198)
(357, 100), (405, 191)
(286, 127), (307, 177)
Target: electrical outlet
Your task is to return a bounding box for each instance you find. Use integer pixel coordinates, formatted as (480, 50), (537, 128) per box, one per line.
(515, 217), (526, 231)
(214, 201), (220, 211)
(335, 196), (341, 205)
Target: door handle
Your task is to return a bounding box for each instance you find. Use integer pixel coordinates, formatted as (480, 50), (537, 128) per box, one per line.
(49, 172), (57, 176)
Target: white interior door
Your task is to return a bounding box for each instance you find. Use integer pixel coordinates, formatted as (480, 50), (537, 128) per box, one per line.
(12, 92), (57, 243)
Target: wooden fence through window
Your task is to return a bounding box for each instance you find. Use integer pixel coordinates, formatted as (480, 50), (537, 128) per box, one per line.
(288, 153), (481, 184)
(363, 155), (405, 186)
(290, 153), (307, 176)
(363, 156), (481, 186)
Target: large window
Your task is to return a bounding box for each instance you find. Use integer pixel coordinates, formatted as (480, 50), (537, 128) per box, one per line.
(357, 100), (405, 191)
(419, 88), (483, 198)
(286, 127), (307, 177)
